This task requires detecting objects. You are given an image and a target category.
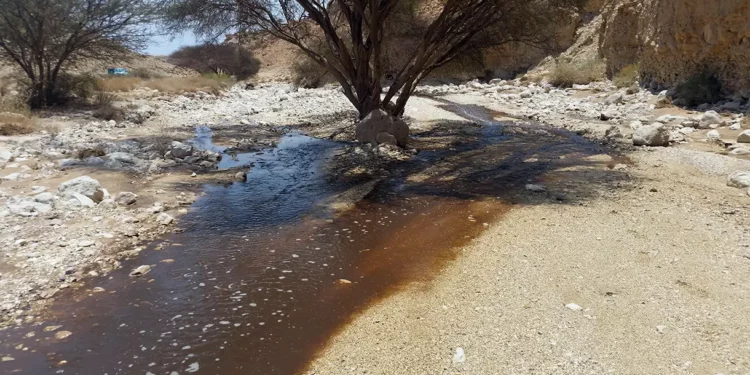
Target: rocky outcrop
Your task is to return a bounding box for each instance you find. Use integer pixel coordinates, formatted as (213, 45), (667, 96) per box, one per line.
(599, 0), (750, 95)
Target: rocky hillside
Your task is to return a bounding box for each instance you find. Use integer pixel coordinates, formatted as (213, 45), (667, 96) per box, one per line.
(599, 0), (749, 95)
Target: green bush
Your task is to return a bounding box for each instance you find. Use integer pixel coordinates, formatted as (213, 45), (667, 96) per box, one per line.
(673, 72), (723, 107)
(547, 59), (606, 88)
(613, 64), (639, 88)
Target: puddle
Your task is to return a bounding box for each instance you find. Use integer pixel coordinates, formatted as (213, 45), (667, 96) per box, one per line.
(0, 105), (624, 375)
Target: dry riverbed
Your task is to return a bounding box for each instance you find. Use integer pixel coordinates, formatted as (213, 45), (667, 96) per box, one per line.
(1, 79), (749, 375)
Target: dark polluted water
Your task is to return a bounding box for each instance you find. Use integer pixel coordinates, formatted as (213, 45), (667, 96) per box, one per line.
(0, 102), (616, 374)
(0, 125), (511, 375)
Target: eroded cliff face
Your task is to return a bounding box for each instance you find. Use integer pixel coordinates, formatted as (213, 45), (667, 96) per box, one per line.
(599, 0), (750, 94)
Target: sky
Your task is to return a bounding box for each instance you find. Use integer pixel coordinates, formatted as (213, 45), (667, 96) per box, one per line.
(144, 32), (200, 56)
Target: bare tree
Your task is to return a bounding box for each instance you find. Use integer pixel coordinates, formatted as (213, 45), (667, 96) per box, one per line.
(164, 0), (581, 119)
(0, 0), (157, 108)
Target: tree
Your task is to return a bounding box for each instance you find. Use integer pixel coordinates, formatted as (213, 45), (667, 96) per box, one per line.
(0, 0), (157, 108)
(168, 44), (261, 79)
(164, 0), (581, 119)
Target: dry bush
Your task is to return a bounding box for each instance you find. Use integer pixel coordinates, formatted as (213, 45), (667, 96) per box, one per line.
(143, 76), (233, 94)
(292, 56), (333, 88)
(548, 59), (606, 88)
(76, 146), (107, 159)
(129, 68), (163, 79)
(613, 63), (639, 88)
(0, 96), (36, 135)
(92, 91), (125, 121)
(98, 76), (143, 92)
(98, 75), (232, 94)
(169, 44), (260, 80)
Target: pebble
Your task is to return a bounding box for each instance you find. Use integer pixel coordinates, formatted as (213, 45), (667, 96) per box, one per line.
(452, 347), (466, 363)
(565, 303), (583, 311)
(129, 265), (151, 277)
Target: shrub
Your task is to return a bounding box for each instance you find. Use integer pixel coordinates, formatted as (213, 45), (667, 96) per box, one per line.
(673, 72), (723, 107)
(548, 59), (606, 88)
(129, 68), (162, 79)
(613, 64), (639, 88)
(98, 76), (142, 92)
(92, 91), (124, 121)
(292, 56), (333, 88)
(169, 44), (261, 79)
(0, 96), (36, 135)
(75, 146), (107, 159)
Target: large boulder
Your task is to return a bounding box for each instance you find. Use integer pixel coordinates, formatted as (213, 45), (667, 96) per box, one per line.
(632, 123), (670, 146)
(104, 152), (149, 172)
(698, 111), (722, 129)
(738, 130), (750, 143)
(170, 141), (193, 159)
(727, 171), (750, 189)
(6, 196), (53, 217)
(355, 109), (409, 148)
(58, 176), (105, 202)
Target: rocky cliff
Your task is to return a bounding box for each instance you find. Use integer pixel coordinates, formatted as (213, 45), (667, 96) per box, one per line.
(599, 0), (750, 95)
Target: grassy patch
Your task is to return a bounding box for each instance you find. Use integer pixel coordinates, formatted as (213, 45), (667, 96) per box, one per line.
(613, 64), (639, 88)
(98, 75), (233, 94)
(547, 59), (606, 88)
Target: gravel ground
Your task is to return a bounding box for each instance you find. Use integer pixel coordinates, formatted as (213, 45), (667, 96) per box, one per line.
(305, 145), (750, 375)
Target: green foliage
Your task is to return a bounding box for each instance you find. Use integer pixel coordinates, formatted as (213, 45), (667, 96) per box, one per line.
(673, 72), (723, 107)
(548, 59), (606, 88)
(613, 64), (639, 88)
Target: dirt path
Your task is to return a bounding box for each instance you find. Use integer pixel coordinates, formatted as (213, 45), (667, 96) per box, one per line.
(306, 133), (750, 374)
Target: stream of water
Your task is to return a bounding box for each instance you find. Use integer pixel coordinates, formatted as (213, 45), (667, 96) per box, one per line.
(0, 102), (615, 375)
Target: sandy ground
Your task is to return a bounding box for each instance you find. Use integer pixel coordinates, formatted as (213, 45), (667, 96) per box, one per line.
(304, 97), (750, 374)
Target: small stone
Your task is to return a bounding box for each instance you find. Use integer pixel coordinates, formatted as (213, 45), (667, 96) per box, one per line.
(525, 184), (546, 192)
(338, 279), (352, 284)
(565, 303), (583, 311)
(157, 213), (174, 225)
(129, 265), (151, 277)
(706, 130), (721, 140)
(656, 325), (666, 333)
(1, 357), (14, 362)
(191, 172), (197, 177)
(235, 171), (248, 182)
(116, 192), (138, 206)
(452, 347), (466, 364)
(43, 325), (62, 332)
(54, 330), (72, 339)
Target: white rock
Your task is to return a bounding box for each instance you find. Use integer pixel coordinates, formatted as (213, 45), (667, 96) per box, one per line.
(706, 130), (721, 140)
(34, 192), (55, 204)
(170, 141), (193, 159)
(72, 192), (96, 208)
(525, 184), (546, 192)
(129, 265), (151, 277)
(727, 171), (750, 188)
(452, 347), (466, 364)
(565, 303), (583, 311)
(157, 213), (174, 225)
(58, 176), (104, 202)
(6, 197), (53, 217)
(116, 192), (138, 206)
(628, 120), (643, 130)
(0, 148), (13, 163)
(604, 92), (623, 105)
(737, 130), (750, 143)
(633, 124), (670, 146)
(699, 111), (722, 129)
